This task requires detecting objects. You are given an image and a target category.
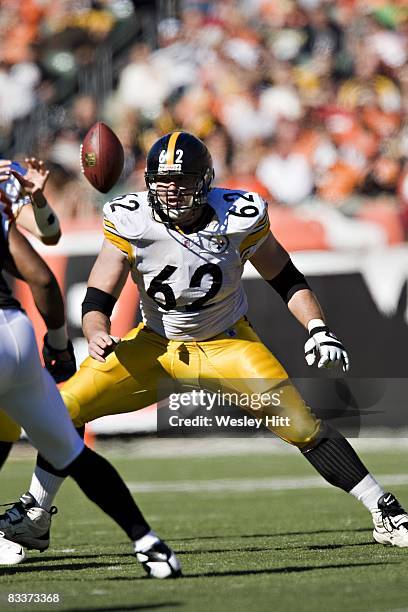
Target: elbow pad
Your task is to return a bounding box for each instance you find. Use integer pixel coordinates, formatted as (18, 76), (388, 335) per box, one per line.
(266, 260), (310, 303)
(82, 287), (117, 319)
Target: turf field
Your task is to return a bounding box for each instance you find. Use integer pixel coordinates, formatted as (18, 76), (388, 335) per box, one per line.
(1, 438), (408, 612)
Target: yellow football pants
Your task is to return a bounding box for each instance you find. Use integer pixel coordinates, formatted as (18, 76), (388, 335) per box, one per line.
(0, 410), (22, 443)
(0, 318), (321, 448)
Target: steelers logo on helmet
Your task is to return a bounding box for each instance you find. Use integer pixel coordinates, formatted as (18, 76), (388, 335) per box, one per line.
(145, 131), (214, 223)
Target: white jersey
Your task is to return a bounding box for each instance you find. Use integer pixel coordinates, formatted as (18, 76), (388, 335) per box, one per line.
(103, 188), (270, 340)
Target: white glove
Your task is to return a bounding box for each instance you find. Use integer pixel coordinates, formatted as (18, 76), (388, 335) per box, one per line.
(304, 319), (350, 372)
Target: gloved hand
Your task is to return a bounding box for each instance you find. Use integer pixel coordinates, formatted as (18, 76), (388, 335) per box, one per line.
(304, 320), (350, 372)
(42, 334), (77, 383)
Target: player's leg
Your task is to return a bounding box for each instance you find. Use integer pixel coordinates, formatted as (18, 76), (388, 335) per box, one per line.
(2, 324), (166, 529)
(27, 323), (168, 506)
(65, 445), (181, 578)
(0, 310), (81, 558)
(0, 441), (12, 470)
(0, 314), (180, 575)
(197, 317), (408, 547)
(63, 325), (162, 427)
(0, 342), (142, 545)
(0, 410), (21, 470)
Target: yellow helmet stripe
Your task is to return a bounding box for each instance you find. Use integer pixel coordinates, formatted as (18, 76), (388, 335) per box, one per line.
(166, 131), (182, 165)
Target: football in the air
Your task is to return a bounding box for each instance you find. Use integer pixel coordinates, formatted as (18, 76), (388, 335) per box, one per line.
(80, 122), (124, 193)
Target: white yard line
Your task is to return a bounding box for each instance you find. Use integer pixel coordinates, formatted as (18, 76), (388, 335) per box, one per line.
(100, 435), (408, 458)
(12, 434), (408, 462)
(128, 473), (408, 494)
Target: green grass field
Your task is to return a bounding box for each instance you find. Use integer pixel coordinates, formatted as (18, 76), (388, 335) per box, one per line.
(1, 439), (408, 612)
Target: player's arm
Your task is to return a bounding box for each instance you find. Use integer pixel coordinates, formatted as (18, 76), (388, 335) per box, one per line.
(250, 233), (325, 327)
(82, 239), (130, 362)
(7, 222), (76, 380)
(250, 233), (349, 371)
(12, 158), (61, 245)
(7, 223), (65, 329)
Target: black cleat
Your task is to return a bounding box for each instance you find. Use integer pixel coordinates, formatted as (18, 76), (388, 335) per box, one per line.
(0, 492), (57, 552)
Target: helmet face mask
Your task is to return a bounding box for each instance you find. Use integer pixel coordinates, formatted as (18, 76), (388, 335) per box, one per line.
(145, 132), (213, 224)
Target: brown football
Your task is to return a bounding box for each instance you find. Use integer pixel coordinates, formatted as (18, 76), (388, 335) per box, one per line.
(80, 122), (124, 193)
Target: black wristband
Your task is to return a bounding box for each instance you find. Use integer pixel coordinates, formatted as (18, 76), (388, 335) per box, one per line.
(82, 287), (117, 319)
(267, 260), (310, 304)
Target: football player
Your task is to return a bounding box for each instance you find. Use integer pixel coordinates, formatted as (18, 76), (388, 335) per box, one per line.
(1, 132), (407, 561)
(0, 158), (75, 471)
(0, 173), (180, 577)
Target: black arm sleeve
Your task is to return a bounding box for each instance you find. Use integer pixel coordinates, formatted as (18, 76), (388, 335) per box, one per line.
(82, 286), (117, 319)
(266, 259), (310, 304)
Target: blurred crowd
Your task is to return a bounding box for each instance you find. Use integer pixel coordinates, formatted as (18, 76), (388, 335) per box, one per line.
(0, 0), (407, 247)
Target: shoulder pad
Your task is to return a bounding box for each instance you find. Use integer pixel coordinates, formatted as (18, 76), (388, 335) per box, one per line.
(103, 192), (147, 239)
(209, 188), (268, 234)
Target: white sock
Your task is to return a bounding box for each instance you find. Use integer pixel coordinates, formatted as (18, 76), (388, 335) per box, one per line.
(349, 473), (385, 511)
(29, 467), (65, 511)
(134, 530), (160, 553)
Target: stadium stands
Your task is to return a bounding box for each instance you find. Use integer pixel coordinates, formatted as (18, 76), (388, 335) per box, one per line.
(0, 0), (406, 243)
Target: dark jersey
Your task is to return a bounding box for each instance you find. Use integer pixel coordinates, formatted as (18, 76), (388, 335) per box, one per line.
(0, 203), (21, 310)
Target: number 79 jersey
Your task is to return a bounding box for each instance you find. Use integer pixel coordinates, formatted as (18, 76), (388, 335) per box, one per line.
(103, 188), (270, 340)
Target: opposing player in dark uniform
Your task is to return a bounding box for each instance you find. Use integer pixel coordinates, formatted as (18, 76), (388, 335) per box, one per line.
(0, 188), (181, 576)
(0, 158), (75, 471)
